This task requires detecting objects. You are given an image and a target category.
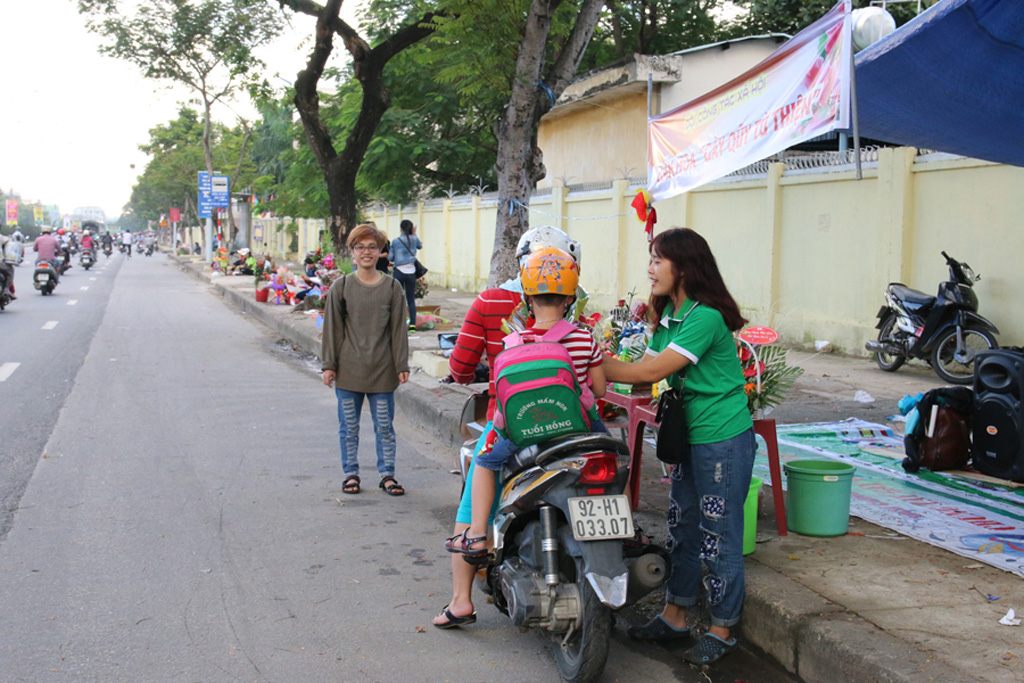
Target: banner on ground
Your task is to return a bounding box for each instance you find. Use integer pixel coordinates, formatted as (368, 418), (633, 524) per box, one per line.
(647, 0), (852, 202)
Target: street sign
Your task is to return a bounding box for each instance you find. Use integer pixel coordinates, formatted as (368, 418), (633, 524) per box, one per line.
(169, 208), (180, 223)
(198, 172), (230, 218)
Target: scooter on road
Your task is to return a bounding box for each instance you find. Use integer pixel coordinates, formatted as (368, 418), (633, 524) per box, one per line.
(865, 251), (999, 384)
(80, 249), (96, 270)
(33, 260), (60, 295)
(453, 392), (669, 683)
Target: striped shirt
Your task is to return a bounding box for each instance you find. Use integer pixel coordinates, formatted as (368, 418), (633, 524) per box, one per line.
(449, 289), (523, 419)
(516, 325), (603, 386)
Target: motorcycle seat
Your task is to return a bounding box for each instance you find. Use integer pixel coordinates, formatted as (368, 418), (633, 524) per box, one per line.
(889, 283), (933, 306)
(504, 433), (629, 479)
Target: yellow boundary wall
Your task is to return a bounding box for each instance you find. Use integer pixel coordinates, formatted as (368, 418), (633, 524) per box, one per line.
(268, 148), (1024, 355)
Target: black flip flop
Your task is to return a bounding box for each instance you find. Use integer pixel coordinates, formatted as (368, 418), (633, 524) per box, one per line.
(433, 605), (477, 630)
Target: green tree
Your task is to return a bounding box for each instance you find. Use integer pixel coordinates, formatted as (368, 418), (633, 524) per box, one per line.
(582, 0), (722, 69)
(78, 0), (284, 250)
(724, 0), (932, 37)
(276, 0), (443, 251)
(425, 0), (605, 284)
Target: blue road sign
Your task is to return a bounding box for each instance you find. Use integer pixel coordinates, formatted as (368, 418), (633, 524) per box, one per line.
(198, 172), (230, 218)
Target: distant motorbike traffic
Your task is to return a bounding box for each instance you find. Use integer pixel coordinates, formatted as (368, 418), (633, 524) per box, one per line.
(866, 251), (999, 384)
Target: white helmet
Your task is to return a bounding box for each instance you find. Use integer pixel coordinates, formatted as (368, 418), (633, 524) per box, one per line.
(41, 226), (53, 233)
(515, 225), (581, 269)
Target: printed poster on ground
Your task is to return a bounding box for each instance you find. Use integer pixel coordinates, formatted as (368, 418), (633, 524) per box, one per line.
(648, 0), (852, 202)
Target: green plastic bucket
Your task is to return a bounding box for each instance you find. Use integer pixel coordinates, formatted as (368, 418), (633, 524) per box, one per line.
(743, 476), (763, 555)
(784, 460), (856, 537)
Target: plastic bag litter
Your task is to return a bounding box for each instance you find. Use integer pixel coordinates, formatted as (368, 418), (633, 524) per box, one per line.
(999, 609), (1021, 626)
(854, 390), (875, 403)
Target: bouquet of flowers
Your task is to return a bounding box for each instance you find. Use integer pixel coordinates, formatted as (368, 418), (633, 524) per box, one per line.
(737, 339), (804, 415)
(415, 277), (429, 299)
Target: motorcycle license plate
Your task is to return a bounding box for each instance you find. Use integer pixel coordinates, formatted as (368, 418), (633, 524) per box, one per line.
(567, 495), (633, 541)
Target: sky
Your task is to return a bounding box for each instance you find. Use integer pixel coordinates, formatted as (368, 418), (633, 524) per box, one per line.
(0, 0), (361, 221)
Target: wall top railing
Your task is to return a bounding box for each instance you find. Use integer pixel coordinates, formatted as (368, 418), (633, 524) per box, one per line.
(367, 147), (969, 213)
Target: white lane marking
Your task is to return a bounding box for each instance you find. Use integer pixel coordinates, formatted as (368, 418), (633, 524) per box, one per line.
(0, 363), (20, 382)
(67, 300), (78, 306)
(80, 286), (89, 291)
(89, 277), (97, 281)
(42, 321), (59, 330)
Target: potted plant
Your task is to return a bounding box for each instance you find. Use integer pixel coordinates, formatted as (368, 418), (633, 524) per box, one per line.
(254, 262), (269, 302)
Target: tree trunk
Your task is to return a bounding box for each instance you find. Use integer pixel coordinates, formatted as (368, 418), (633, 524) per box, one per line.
(285, 0), (438, 254)
(488, 0), (605, 286)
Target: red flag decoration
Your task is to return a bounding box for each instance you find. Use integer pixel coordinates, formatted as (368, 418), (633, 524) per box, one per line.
(631, 189), (657, 241)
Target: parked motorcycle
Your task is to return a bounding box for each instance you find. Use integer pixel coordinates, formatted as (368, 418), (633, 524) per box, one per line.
(80, 248), (96, 271)
(33, 260), (59, 295)
(455, 392), (669, 683)
(865, 251), (999, 384)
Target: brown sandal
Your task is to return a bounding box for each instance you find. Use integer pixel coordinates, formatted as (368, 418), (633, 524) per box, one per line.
(342, 475), (360, 494)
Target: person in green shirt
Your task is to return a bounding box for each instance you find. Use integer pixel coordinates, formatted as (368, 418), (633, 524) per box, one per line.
(603, 227), (754, 666)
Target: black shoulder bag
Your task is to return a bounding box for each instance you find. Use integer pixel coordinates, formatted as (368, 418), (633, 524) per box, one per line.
(403, 235), (428, 279)
(654, 302), (700, 464)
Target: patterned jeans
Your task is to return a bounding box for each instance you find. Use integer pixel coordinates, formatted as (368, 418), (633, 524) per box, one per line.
(335, 389), (397, 478)
(664, 428), (755, 628)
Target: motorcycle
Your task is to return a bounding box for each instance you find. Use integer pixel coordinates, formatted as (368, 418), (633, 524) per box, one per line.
(33, 260), (59, 295)
(865, 251), (999, 384)
(80, 248), (96, 271)
(145, 243), (155, 257)
(103, 244), (113, 258)
(56, 251), (71, 275)
(455, 392), (669, 683)
(0, 268), (12, 311)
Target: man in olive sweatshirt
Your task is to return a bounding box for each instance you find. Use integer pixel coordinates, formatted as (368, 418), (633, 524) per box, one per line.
(322, 223), (410, 497)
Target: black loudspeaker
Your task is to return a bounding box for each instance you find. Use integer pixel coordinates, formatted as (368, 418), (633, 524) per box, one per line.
(972, 349), (1024, 482)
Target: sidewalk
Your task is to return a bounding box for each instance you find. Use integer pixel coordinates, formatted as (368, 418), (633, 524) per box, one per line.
(174, 254), (1021, 683)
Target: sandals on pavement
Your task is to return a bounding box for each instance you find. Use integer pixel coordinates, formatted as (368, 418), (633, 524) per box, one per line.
(342, 475), (360, 494)
(682, 633), (737, 666)
(379, 475), (405, 496)
(444, 529), (489, 565)
(627, 615), (692, 642)
(433, 604), (477, 630)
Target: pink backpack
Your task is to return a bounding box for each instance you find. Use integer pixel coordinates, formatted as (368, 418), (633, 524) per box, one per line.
(492, 320), (595, 447)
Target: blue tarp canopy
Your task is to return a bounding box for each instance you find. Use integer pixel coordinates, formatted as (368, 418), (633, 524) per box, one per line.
(855, 0), (1024, 166)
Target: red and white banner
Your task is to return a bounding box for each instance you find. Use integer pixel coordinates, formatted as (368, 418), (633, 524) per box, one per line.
(648, 0), (852, 202)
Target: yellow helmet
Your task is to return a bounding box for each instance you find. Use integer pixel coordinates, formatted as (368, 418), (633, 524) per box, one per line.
(519, 247), (579, 297)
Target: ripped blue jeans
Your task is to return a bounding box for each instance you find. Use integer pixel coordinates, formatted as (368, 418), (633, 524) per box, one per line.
(335, 389), (397, 478)
(664, 428), (755, 628)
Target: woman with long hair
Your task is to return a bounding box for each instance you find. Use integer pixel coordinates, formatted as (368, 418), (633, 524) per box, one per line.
(603, 227), (754, 666)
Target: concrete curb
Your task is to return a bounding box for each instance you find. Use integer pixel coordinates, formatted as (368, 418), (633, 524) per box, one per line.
(174, 255), (982, 683)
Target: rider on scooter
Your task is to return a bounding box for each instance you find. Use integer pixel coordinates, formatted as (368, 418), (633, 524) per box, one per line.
(33, 226), (62, 281)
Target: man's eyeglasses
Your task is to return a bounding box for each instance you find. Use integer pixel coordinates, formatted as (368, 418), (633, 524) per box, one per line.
(351, 244), (380, 253)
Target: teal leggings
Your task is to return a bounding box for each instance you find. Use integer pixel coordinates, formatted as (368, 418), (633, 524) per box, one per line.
(455, 422), (501, 525)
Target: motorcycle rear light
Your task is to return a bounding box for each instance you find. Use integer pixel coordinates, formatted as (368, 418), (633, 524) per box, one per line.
(578, 453), (618, 485)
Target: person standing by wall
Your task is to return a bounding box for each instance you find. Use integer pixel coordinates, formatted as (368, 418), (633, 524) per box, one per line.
(390, 220), (422, 331)
(321, 224), (411, 497)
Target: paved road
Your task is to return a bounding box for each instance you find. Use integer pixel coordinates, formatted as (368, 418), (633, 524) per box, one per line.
(0, 253), (799, 682)
(0, 253), (118, 542)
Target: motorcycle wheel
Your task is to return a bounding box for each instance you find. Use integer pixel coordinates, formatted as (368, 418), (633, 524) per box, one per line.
(553, 558), (611, 683)
(873, 314), (905, 372)
(931, 327), (996, 384)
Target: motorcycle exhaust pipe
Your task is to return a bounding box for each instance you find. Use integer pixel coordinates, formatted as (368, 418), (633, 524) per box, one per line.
(540, 505), (559, 586)
(865, 340), (903, 355)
